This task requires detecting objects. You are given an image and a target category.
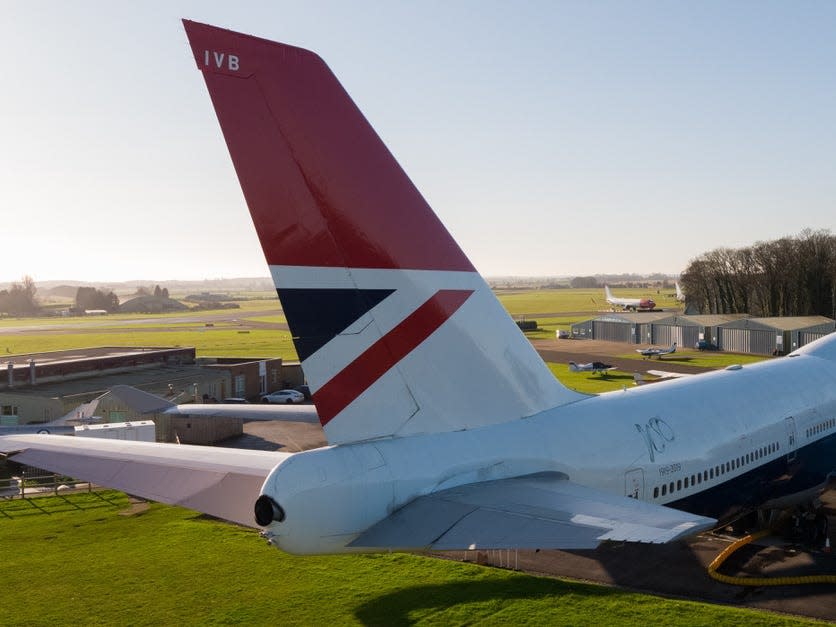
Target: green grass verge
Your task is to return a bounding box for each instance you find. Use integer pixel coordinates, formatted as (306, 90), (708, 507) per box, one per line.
(619, 349), (769, 369)
(0, 328), (298, 360)
(0, 492), (816, 626)
(546, 363), (635, 394)
(497, 288), (681, 316)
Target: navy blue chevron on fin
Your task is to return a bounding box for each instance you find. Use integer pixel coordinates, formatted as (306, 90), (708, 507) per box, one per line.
(277, 288), (395, 361)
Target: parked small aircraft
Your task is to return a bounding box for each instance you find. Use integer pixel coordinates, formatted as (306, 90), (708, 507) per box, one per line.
(604, 286), (656, 311)
(568, 361), (616, 375)
(637, 343), (677, 359)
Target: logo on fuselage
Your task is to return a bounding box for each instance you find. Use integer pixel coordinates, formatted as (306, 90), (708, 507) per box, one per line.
(635, 416), (675, 462)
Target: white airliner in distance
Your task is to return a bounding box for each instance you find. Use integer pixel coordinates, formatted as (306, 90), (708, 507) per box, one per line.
(2, 21), (836, 555)
(637, 343), (677, 359)
(604, 286), (656, 311)
(568, 361), (616, 375)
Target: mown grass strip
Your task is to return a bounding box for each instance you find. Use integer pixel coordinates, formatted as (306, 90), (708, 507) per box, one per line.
(0, 492), (817, 626)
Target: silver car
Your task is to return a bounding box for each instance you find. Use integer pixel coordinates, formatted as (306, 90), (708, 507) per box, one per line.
(261, 389), (306, 404)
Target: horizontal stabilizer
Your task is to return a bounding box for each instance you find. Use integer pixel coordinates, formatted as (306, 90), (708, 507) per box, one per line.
(0, 435), (289, 527)
(110, 384), (175, 414)
(350, 472), (715, 550)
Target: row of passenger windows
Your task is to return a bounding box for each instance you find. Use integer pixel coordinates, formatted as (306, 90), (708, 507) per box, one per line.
(806, 418), (835, 438)
(653, 441), (781, 499)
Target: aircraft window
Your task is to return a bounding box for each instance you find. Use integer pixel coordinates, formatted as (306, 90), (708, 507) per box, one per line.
(725, 462), (730, 472)
(696, 473), (702, 484)
(745, 454), (750, 464)
(654, 486), (659, 498)
(677, 479), (682, 491)
(703, 470), (708, 481)
(661, 484), (667, 496)
(709, 468), (714, 479)
(669, 482), (674, 493)
(691, 474), (696, 486)
(684, 477), (689, 489)
(762, 446), (766, 457)
(776, 442), (780, 450)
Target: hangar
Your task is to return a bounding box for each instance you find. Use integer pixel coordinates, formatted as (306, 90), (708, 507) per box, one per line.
(717, 316), (835, 355)
(571, 313), (835, 355)
(648, 314), (750, 349)
(571, 312), (671, 344)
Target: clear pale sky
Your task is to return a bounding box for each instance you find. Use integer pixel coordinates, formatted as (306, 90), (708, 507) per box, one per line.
(2, 1), (835, 283)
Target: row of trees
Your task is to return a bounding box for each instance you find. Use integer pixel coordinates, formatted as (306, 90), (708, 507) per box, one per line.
(680, 229), (836, 318)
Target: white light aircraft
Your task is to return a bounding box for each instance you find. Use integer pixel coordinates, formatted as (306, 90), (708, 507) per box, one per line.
(2, 21), (835, 555)
(636, 343), (677, 359)
(604, 286), (656, 311)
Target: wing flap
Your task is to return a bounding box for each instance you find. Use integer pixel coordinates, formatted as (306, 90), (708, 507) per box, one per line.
(350, 473), (715, 550)
(0, 435), (290, 527)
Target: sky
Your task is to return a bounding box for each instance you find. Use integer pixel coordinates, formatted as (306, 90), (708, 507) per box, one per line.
(2, 1), (835, 284)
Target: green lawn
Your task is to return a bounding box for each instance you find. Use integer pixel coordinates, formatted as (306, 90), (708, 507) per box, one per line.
(497, 288), (681, 316)
(0, 328), (298, 360)
(546, 363), (636, 394)
(0, 492), (816, 626)
(619, 348), (768, 369)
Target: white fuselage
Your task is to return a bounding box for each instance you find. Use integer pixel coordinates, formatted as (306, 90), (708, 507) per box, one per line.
(259, 336), (836, 554)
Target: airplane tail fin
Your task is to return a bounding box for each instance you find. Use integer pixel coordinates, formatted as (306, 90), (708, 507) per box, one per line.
(604, 285), (613, 301)
(568, 362), (580, 373)
(183, 21), (585, 445)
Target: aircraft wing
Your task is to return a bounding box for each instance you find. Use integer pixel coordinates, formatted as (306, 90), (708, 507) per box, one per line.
(0, 435), (290, 527)
(350, 472), (715, 550)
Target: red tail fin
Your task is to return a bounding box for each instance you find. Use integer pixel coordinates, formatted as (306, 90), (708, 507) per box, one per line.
(184, 21), (585, 444)
(183, 20), (473, 273)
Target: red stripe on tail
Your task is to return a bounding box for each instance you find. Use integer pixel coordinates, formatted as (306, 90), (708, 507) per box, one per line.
(314, 290), (473, 425)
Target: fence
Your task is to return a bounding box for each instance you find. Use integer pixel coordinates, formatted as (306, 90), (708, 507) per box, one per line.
(0, 472), (91, 499)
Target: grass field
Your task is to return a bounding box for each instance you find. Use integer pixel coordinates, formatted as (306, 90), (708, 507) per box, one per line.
(0, 492), (819, 626)
(496, 287), (681, 316)
(619, 348), (768, 369)
(0, 328), (298, 360)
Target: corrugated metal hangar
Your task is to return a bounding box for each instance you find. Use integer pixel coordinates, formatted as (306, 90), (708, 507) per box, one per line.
(571, 313), (835, 355)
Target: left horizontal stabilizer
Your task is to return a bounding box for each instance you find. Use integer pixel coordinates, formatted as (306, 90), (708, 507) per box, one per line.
(0, 435), (289, 527)
(350, 472), (715, 550)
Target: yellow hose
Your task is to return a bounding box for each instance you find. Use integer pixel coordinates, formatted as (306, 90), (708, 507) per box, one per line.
(708, 529), (836, 586)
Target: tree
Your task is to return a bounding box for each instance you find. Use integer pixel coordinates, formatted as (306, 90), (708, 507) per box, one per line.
(0, 276), (39, 316)
(76, 287), (120, 312)
(570, 276), (598, 288)
(681, 230), (836, 317)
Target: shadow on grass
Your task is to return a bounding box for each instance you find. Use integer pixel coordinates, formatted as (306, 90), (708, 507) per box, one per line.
(354, 576), (613, 626)
(0, 491), (126, 518)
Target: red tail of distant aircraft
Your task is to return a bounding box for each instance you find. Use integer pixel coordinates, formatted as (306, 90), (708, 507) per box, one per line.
(2, 21), (835, 556)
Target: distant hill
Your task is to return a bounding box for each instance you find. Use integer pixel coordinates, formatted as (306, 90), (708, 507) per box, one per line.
(0, 277), (276, 296)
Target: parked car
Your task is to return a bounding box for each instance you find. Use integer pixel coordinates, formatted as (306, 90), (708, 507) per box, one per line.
(261, 389), (305, 404)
